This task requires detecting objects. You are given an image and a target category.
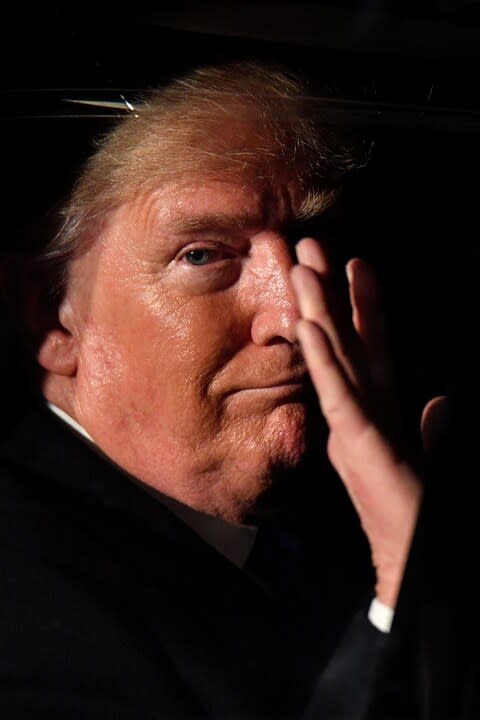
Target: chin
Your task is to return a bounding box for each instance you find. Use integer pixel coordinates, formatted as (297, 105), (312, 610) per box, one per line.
(264, 402), (309, 469)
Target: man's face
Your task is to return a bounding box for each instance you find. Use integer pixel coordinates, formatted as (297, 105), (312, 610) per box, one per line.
(57, 175), (321, 520)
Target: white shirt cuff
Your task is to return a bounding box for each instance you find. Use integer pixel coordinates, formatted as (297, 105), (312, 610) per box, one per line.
(368, 597), (395, 633)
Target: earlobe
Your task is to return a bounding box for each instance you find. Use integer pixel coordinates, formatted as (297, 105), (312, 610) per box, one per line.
(37, 326), (78, 377)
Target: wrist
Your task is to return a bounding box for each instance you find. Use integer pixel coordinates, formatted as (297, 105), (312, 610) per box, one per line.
(375, 578), (401, 609)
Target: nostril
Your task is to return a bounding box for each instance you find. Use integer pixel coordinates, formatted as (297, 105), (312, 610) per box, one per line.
(250, 294), (300, 347)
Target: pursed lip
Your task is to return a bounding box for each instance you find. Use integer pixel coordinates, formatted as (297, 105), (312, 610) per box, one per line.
(230, 372), (309, 393)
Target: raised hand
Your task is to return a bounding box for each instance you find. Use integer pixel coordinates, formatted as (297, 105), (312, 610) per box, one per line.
(290, 238), (423, 608)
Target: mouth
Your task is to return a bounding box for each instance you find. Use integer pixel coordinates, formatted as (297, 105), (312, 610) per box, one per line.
(232, 377), (309, 400)
(239, 384), (306, 401)
(219, 372), (311, 415)
(239, 371), (309, 392)
(246, 381), (303, 390)
(260, 376), (308, 389)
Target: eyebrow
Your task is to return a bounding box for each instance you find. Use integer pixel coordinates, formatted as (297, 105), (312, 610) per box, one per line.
(169, 211), (264, 236)
(294, 188), (340, 222)
(168, 189), (340, 237)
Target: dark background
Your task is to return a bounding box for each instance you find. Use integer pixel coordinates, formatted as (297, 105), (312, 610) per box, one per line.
(1, 1), (480, 432)
(2, 7), (479, 713)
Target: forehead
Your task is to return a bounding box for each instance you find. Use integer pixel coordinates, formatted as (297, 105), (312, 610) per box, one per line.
(108, 102), (317, 203)
(132, 172), (331, 236)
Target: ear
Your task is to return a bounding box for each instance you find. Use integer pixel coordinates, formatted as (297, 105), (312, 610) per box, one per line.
(36, 292), (79, 377)
(37, 314), (78, 377)
(3, 257), (79, 378)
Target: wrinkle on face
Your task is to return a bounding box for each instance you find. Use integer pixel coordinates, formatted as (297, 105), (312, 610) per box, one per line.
(54, 170), (333, 521)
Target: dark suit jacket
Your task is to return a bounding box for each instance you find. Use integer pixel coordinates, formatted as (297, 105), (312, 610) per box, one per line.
(367, 358), (480, 720)
(0, 401), (389, 719)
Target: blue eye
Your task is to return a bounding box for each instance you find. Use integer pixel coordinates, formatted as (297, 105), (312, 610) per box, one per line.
(184, 248), (214, 266)
(185, 248), (213, 265)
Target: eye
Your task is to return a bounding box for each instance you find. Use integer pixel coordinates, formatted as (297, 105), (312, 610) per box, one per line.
(180, 245), (236, 267)
(176, 243), (244, 290)
(184, 248), (216, 266)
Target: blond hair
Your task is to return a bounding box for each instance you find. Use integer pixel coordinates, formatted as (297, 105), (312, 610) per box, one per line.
(42, 61), (367, 292)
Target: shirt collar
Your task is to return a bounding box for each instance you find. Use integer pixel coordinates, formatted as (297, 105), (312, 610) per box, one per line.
(46, 401), (257, 568)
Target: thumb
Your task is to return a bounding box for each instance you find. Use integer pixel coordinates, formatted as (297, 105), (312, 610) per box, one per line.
(420, 395), (449, 453)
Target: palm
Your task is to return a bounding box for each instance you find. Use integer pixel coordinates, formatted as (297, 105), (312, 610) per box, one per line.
(290, 238), (424, 608)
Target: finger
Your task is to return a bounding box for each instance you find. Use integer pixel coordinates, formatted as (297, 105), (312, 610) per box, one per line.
(291, 264), (360, 388)
(346, 258), (393, 394)
(295, 318), (369, 437)
(346, 258), (380, 338)
(420, 395), (449, 453)
(290, 263), (327, 323)
(291, 238), (364, 385)
(295, 236), (330, 275)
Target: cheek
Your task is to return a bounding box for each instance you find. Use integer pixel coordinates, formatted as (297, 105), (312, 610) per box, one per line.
(75, 297), (242, 438)
(132, 289), (248, 393)
(266, 403), (309, 462)
(76, 326), (128, 401)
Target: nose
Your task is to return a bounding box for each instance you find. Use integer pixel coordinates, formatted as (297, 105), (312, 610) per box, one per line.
(249, 236), (300, 346)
